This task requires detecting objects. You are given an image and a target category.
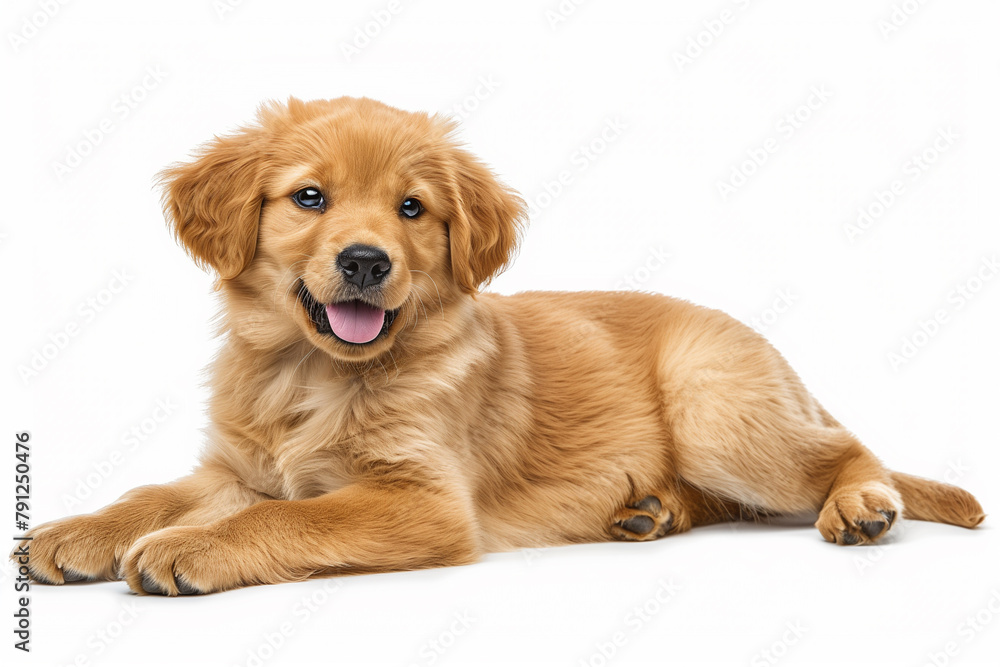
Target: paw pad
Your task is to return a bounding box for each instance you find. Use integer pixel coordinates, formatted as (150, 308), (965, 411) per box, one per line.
(611, 494), (681, 541)
(816, 484), (903, 546)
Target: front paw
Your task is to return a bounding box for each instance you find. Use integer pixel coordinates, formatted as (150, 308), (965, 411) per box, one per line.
(121, 526), (241, 596)
(10, 515), (128, 584)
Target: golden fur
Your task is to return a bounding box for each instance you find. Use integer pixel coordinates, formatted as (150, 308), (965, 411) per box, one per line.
(14, 97), (984, 595)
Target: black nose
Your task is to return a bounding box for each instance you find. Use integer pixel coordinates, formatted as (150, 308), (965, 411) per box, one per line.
(337, 244), (391, 289)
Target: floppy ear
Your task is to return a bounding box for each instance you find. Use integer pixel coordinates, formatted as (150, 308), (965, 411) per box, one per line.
(446, 149), (526, 294)
(159, 127), (265, 280)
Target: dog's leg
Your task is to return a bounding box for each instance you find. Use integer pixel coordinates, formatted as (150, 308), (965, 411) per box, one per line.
(671, 401), (906, 545)
(120, 482), (478, 595)
(11, 465), (267, 584)
(814, 437), (903, 545)
(654, 312), (920, 546)
(670, 404), (906, 545)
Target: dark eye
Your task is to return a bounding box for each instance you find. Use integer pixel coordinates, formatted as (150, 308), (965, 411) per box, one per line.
(292, 187), (325, 210)
(399, 198), (423, 219)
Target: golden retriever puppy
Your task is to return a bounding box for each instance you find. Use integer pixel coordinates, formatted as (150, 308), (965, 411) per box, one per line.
(15, 97), (984, 595)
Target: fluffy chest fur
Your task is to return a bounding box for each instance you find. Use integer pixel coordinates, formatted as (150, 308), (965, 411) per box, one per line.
(203, 308), (505, 506)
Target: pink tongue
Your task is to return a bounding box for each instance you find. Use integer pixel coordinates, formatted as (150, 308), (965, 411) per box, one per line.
(325, 301), (386, 344)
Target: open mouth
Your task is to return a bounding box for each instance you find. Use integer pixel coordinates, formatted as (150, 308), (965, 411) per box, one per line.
(297, 282), (399, 345)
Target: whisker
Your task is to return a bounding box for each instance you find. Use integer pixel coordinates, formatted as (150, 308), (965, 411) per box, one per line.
(410, 286), (431, 329)
(385, 347), (400, 383)
(375, 356), (389, 384)
(290, 345), (318, 378)
(409, 270), (444, 317)
(273, 257), (312, 312)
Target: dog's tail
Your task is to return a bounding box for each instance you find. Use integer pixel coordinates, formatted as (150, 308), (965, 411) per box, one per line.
(890, 471), (985, 528)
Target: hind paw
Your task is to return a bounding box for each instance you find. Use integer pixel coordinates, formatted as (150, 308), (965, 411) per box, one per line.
(816, 482), (903, 545)
(611, 493), (690, 541)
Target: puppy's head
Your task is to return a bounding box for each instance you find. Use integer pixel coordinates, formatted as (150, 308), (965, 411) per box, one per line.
(160, 97), (525, 362)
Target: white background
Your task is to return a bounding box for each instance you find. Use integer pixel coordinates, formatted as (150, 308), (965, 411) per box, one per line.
(2, 1), (999, 665)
